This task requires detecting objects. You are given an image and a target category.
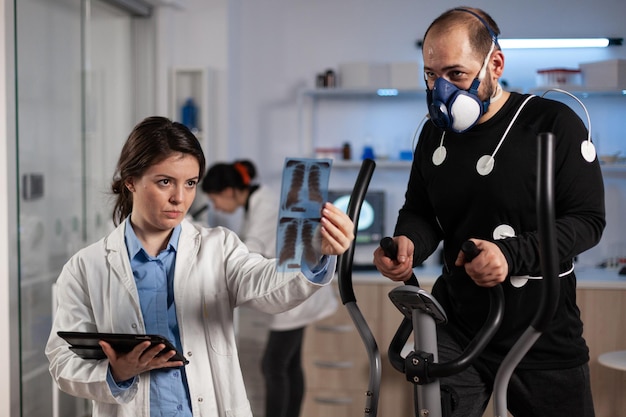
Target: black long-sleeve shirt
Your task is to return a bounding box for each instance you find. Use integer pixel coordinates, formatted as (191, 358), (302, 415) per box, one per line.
(395, 92), (606, 369)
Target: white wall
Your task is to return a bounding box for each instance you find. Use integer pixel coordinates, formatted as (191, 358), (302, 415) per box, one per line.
(154, 0), (229, 163)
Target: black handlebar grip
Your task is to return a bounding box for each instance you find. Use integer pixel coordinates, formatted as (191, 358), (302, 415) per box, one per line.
(379, 237), (419, 286)
(380, 236), (398, 260)
(461, 240), (481, 262)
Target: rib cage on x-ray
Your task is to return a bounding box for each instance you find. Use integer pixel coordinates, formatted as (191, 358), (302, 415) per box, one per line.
(277, 218), (320, 269)
(276, 158), (331, 271)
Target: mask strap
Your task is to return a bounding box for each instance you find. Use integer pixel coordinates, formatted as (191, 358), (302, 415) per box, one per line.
(477, 41), (496, 81)
(454, 7), (498, 103)
(469, 39), (496, 94)
(467, 40), (496, 113)
(491, 83), (503, 103)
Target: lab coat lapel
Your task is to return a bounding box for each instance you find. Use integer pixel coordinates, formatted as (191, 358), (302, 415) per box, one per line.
(175, 220), (201, 288)
(105, 221), (143, 312)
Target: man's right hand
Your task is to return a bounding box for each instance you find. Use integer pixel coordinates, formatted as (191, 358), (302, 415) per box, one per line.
(373, 235), (415, 282)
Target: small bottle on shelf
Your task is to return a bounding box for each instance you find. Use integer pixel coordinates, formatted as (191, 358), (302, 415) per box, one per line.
(362, 145), (375, 160)
(342, 142), (352, 160)
(181, 98), (198, 132)
(324, 69), (336, 88)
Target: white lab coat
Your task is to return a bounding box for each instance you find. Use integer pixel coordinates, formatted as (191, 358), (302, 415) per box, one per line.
(45, 218), (336, 417)
(239, 185), (277, 259)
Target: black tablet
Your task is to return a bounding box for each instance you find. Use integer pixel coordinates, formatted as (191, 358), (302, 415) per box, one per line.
(57, 331), (189, 365)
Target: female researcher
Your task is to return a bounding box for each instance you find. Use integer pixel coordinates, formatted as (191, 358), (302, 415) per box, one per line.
(202, 160), (338, 417)
(46, 116), (354, 417)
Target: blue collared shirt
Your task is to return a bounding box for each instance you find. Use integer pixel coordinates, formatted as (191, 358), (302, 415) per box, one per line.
(107, 218), (192, 417)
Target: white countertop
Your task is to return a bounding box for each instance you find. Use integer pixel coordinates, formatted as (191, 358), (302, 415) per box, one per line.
(598, 350), (626, 371)
(347, 265), (626, 289)
(575, 266), (626, 289)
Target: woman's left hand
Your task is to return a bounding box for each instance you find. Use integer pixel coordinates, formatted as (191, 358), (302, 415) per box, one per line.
(319, 202), (355, 255)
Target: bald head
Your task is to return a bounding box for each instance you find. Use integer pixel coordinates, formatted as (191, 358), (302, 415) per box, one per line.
(424, 7), (500, 60)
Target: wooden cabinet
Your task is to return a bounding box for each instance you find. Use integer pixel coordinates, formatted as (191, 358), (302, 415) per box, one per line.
(577, 287), (626, 417)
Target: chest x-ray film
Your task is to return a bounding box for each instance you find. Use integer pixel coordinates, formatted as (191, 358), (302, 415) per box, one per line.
(276, 158), (332, 271)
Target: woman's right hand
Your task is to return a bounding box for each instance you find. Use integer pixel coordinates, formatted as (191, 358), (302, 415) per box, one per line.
(319, 202), (355, 255)
(373, 235), (415, 282)
(99, 340), (184, 382)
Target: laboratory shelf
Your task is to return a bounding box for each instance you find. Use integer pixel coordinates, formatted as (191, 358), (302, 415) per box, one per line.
(332, 159), (412, 169)
(301, 87), (427, 99)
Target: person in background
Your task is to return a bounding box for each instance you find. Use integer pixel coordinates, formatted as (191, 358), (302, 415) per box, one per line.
(373, 7), (605, 417)
(46, 116), (354, 417)
(201, 160), (276, 258)
(202, 160), (339, 417)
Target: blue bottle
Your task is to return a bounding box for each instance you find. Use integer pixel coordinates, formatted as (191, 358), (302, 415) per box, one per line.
(181, 98), (198, 131)
(362, 145), (375, 160)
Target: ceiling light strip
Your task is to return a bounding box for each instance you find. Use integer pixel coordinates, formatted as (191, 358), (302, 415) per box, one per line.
(498, 38), (622, 49)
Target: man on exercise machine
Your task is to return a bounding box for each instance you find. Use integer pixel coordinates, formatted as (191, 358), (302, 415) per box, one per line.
(373, 7), (605, 417)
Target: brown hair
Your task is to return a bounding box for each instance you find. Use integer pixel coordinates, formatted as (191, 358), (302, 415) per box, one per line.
(424, 7), (501, 60)
(110, 116), (206, 225)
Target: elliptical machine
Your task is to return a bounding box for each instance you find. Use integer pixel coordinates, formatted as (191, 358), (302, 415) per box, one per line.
(336, 133), (560, 417)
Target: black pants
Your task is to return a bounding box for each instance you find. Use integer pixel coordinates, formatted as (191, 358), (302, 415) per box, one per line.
(436, 325), (596, 417)
(261, 327), (305, 417)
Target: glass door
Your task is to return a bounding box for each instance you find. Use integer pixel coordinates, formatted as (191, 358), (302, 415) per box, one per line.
(15, 0), (148, 415)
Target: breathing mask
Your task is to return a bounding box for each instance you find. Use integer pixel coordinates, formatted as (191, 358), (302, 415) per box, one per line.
(427, 77), (489, 133)
(426, 41), (495, 133)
